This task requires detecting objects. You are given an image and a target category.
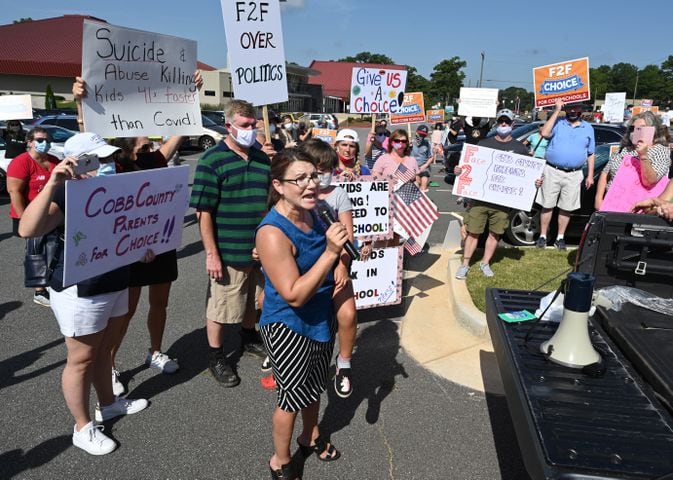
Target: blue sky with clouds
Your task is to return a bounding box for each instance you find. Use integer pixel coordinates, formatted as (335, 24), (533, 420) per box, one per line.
(3, 0), (672, 92)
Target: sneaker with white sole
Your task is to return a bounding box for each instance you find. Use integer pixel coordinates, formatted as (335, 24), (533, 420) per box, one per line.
(72, 421), (116, 455)
(455, 265), (470, 280)
(479, 263), (495, 277)
(33, 290), (50, 307)
(261, 355), (272, 373)
(95, 397), (148, 422)
(146, 350), (179, 374)
(111, 369), (125, 396)
(535, 237), (547, 249)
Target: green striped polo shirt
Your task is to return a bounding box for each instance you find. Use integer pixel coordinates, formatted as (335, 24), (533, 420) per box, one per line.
(189, 141), (270, 267)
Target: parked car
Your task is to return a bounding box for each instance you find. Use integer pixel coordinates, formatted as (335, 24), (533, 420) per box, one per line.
(30, 114), (80, 132)
(201, 110), (224, 125)
(182, 114), (228, 150)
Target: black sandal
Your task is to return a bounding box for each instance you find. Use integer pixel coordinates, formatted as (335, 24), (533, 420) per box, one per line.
(269, 462), (298, 479)
(297, 435), (341, 462)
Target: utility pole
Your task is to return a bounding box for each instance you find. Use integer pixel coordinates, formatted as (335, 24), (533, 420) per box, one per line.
(478, 52), (485, 88)
(633, 70), (639, 104)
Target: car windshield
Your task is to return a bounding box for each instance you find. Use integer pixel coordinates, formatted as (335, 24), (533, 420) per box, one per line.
(201, 115), (218, 127)
(45, 127), (75, 143)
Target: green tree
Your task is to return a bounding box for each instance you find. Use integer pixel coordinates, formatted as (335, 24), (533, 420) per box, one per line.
(13, 17), (32, 23)
(499, 86), (533, 114)
(609, 63), (639, 99)
(589, 65), (611, 101)
(404, 65), (431, 100)
(45, 84), (57, 109)
(637, 64), (666, 103)
(337, 52), (394, 64)
(429, 57), (466, 108)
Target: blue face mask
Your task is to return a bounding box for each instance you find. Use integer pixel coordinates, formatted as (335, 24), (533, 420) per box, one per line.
(97, 161), (116, 176)
(34, 139), (51, 154)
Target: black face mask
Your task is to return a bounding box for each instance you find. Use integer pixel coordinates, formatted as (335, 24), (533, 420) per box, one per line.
(566, 111), (581, 121)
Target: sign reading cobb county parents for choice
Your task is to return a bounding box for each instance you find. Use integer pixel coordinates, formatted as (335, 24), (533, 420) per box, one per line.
(349, 67), (407, 114)
(221, 0), (288, 106)
(603, 92), (627, 123)
(533, 57), (590, 108)
(452, 144), (545, 211)
(0, 95), (33, 121)
(333, 177), (394, 242)
(457, 88), (499, 118)
(81, 20), (202, 138)
(350, 246), (403, 309)
(390, 92), (425, 125)
(62, 166), (190, 286)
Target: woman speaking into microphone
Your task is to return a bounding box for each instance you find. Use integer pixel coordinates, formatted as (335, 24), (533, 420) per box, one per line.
(255, 148), (347, 479)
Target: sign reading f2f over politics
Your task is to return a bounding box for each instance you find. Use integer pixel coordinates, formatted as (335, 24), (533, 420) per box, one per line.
(533, 57), (590, 108)
(221, 0), (288, 106)
(81, 20), (202, 138)
(349, 68), (407, 114)
(62, 166), (190, 287)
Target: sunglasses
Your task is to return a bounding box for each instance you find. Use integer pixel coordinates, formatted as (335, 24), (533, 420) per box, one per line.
(34, 138), (49, 143)
(392, 139), (408, 144)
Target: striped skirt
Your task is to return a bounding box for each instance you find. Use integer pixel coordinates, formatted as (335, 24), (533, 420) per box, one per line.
(260, 322), (334, 412)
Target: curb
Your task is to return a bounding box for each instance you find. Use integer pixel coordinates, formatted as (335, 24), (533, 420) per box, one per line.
(447, 255), (488, 337)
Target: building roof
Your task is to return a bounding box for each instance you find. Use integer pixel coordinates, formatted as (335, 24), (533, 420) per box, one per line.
(0, 15), (216, 78)
(308, 60), (407, 101)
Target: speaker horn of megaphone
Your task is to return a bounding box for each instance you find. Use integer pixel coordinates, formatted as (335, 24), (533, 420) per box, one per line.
(540, 272), (601, 368)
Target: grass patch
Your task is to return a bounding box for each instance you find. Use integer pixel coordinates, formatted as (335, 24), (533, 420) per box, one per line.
(465, 247), (576, 312)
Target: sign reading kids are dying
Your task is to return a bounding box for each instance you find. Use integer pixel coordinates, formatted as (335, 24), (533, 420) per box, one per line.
(81, 20), (202, 138)
(63, 166), (190, 287)
(349, 68), (407, 114)
(533, 57), (590, 108)
(221, 0), (288, 106)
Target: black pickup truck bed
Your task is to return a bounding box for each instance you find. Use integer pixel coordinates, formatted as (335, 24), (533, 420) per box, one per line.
(487, 213), (673, 480)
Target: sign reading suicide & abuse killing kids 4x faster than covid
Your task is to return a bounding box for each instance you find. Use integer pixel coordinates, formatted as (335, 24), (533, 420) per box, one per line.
(81, 20), (202, 138)
(220, 0), (288, 106)
(349, 68), (407, 114)
(62, 166), (190, 287)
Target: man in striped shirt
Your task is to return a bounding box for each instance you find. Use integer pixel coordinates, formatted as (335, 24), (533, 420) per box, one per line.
(190, 100), (270, 387)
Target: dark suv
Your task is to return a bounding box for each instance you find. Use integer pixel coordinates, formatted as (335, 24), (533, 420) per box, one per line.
(30, 114), (79, 132)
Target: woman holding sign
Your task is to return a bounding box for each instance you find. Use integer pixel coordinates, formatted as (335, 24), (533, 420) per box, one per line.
(256, 148), (347, 479)
(18, 133), (149, 456)
(594, 111), (670, 211)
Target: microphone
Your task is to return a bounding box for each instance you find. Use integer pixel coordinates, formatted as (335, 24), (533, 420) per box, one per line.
(317, 207), (360, 261)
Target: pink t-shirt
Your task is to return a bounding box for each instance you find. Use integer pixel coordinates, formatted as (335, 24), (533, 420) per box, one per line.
(372, 153), (419, 178)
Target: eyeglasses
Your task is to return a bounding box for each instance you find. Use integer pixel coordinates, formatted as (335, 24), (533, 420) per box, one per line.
(281, 172), (321, 187)
(392, 139), (408, 144)
(33, 138), (49, 143)
(497, 118), (513, 125)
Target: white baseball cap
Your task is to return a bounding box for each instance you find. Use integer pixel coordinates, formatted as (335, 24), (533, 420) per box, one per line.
(64, 132), (120, 158)
(335, 129), (359, 143)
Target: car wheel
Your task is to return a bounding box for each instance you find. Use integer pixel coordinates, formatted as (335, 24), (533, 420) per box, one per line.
(506, 208), (541, 246)
(198, 136), (216, 150)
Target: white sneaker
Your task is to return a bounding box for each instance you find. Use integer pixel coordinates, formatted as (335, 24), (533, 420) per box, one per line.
(95, 397), (148, 422)
(72, 421), (116, 455)
(146, 350), (179, 374)
(455, 265), (470, 280)
(112, 369), (125, 396)
(479, 262), (495, 278)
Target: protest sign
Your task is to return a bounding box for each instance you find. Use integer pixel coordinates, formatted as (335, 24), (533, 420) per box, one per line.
(603, 92), (626, 123)
(390, 92), (425, 125)
(81, 20), (201, 138)
(533, 57), (590, 108)
(444, 105), (455, 114)
(63, 166), (190, 286)
(632, 105), (659, 115)
(312, 128), (337, 144)
(334, 177), (394, 241)
(426, 109), (444, 124)
(221, 0), (288, 106)
(351, 246), (403, 309)
(349, 67), (407, 114)
(641, 99), (654, 108)
(600, 155), (669, 213)
(0, 95), (33, 121)
(452, 144), (545, 210)
(457, 88), (498, 118)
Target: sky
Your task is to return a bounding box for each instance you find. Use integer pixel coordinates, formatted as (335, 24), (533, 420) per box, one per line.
(2, 0), (672, 93)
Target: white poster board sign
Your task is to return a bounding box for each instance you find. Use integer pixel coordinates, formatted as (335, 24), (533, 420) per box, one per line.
(603, 92), (627, 124)
(452, 144), (545, 210)
(0, 95), (33, 120)
(334, 177), (394, 241)
(457, 87), (499, 118)
(351, 246), (403, 309)
(63, 166), (190, 286)
(220, 0), (288, 106)
(349, 68), (407, 114)
(81, 20), (201, 138)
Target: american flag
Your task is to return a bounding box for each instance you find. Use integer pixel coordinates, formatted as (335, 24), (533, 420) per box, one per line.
(394, 163), (416, 185)
(404, 237), (422, 256)
(392, 182), (439, 238)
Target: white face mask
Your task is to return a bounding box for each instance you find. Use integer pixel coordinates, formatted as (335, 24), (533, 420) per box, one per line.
(231, 126), (257, 148)
(318, 172), (332, 189)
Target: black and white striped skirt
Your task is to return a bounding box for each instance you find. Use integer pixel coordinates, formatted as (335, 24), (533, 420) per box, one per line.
(260, 322), (334, 412)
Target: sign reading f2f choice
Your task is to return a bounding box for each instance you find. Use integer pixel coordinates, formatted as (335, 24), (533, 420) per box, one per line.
(63, 166), (190, 287)
(533, 57), (590, 108)
(81, 20), (202, 138)
(221, 0), (288, 106)
(349, 68), (407, 114)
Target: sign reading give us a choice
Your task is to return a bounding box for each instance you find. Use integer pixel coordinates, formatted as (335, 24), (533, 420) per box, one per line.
(81, 20), (202, 138)
(63, 166), (190, 287)
(221, 0), (288, 106)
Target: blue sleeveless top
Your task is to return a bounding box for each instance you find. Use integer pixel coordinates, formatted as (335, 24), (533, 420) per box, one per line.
(257, 207), (335, 342)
